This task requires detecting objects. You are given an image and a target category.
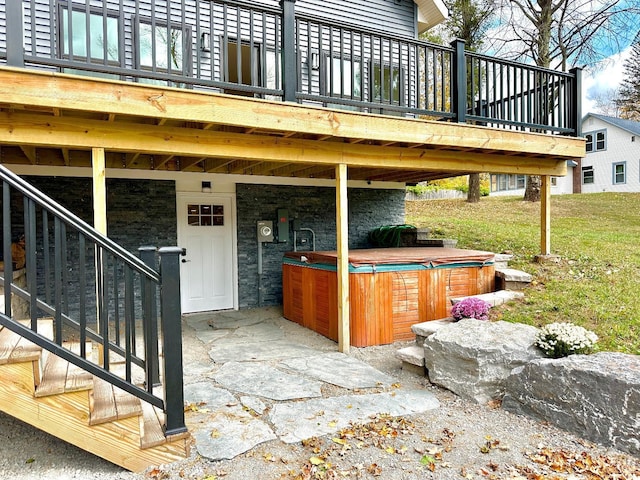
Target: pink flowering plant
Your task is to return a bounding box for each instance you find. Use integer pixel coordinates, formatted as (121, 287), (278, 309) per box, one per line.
(451, 297), (491, 321)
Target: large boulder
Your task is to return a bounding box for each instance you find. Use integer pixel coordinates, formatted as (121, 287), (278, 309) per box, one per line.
(423, 319), (544, 403)
(503, 352), (640, 456)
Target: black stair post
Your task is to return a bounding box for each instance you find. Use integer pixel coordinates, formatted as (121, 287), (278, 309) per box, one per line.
(139, 246), (160, 387)
(158, 247), (187, 436)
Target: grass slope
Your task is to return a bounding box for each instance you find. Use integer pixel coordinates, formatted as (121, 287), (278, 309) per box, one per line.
(406, 192), (640, 354)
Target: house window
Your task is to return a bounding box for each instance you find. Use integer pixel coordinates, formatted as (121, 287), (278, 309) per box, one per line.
(613, 162), (626, 185)
(323, 55), (363, 99)
(136, 18), (190, 84)
(490, 174), (527, 192)
(585, 129), (606, 153)
(550, 177), (558, 186)
(370, 62), (401, 105)
(582, 165), (594, 184)
(59, 4), (120, 64)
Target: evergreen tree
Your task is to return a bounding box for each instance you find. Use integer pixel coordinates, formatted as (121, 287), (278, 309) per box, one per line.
(617, 41), (640, 121)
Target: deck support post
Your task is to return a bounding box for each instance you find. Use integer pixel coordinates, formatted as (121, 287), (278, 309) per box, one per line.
(92, 148), (107, 234)
(6, 0), (24, 67)
(92, 148), (108, 365)
(540, 175), (551, 256)
(158, 247), (187, 436)
(336, 164), (350, 353)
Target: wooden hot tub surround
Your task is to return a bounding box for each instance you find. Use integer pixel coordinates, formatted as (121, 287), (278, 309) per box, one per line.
(282, 248), (495, 347)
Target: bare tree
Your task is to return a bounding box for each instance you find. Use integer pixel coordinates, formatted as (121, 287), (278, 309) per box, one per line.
(491, 0), (640, 201)
(440, 0), (495, 202)
(589, 87), (621, 117)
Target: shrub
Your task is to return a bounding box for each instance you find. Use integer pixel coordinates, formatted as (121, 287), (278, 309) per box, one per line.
(535, 322), (598, 358)
(451, 297), (491, 321)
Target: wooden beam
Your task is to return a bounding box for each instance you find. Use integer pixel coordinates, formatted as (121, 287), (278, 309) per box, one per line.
(541, 175), (551, 256)
(0, 68), (585, 160)
(92, 147), (107, 234)
(20, 146), (37, 164)
(336, 164), (350, 353)
(0, 112), (570, 176)
(154, 154), (175, 169)
(61, 148), (70, 166)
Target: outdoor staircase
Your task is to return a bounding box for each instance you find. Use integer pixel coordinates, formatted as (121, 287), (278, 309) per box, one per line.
(0, 318), (190, 472)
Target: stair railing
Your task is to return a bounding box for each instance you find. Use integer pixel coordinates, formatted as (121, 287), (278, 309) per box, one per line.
(0, 164), (186, 436)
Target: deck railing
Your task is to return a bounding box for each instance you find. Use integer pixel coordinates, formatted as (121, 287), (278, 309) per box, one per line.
(0, 164), (186, 436)
(0, 0), (580, 134)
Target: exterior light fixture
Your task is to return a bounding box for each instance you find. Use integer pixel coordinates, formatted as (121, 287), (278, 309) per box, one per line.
(201, 181), (212, 193)
(200, 31), (211, 52)
(309, 51), (320, 70)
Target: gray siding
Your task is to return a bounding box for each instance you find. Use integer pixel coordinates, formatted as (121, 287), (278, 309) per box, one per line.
(236, 183), (405, 308)
(297, 0), (416, 38)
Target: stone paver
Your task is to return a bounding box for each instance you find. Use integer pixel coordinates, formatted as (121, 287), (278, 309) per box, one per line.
(240, 396), (267, 415)
(270, 390), (440, 444)
(214, 361), (323, 400)
(183, 383), (236, 408)
(193, 407), (277, 461)
(281, 352), (396, 389)
(209, 341), (319, 363)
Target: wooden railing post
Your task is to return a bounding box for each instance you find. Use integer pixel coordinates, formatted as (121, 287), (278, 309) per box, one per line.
(450, 39), (467, 124)
(158, 247), (187, 436)
(6, 0), (24, 67)
(281, 0), (297, 102)
(139, 246), (160, 387)
(570, 67), (582, 137)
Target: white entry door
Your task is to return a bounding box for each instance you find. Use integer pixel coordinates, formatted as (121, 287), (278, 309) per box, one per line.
(177, 194), (236, 313)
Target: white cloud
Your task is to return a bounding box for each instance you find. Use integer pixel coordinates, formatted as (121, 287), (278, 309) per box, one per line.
(582, 47), (631, 114)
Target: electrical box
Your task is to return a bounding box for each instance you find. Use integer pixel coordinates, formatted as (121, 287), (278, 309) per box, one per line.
(257, 220), (274, 243)
(276, 208), (290, 243)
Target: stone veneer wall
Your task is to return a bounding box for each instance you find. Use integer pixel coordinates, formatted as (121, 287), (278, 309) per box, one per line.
(6, 176), (177, 322)
(236, 184), (406, 308)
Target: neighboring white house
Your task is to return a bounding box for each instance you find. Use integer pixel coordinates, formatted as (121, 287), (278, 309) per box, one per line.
(489, 165), (576, 197)
(580, 113), (640, 193)
(491, 113), (640, 196)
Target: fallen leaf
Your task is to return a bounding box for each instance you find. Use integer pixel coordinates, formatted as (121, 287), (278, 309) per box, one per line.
(309, 456), (324, 466)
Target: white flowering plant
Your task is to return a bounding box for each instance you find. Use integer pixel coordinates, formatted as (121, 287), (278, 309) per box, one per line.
(535, 322), (598, 358)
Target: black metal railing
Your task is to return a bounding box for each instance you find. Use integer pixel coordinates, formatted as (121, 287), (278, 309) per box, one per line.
(0, 164), (186, 436)
(0, 0), (580, 135)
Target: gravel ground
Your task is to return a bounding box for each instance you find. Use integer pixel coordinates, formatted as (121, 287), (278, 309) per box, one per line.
(1, 311), (638, 480)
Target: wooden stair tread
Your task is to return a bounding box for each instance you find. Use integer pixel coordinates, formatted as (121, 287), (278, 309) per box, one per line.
(35, 341), (94, 397)
(0, 319), (54, 365)
(140, 401), (167, 449)
(35, 351), (68, 397)
(0, 326), (22, 365)
(90, 377), (142, 425)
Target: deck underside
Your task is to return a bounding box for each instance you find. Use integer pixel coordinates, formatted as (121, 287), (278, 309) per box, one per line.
(0, 68), (584, 184)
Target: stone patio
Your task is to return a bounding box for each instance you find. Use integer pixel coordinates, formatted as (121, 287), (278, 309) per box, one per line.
(181, 307), (439, 461)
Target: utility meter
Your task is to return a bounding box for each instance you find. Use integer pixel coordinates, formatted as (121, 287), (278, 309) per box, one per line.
(257, 220), (274, 242)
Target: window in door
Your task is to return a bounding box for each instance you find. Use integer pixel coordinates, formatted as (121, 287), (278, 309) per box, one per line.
(187, 204), (224, 226)
(136, 18), (190, 86)
(58, 3), (121, 76)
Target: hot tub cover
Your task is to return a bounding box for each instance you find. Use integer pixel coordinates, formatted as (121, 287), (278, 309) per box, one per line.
(284, 247), (494, 268)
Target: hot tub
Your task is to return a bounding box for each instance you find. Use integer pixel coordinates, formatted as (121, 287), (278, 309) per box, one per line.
(282, 247), (495, 347)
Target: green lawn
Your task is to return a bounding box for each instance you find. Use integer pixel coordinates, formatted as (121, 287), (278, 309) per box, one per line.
(406, 192), (640, 354)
